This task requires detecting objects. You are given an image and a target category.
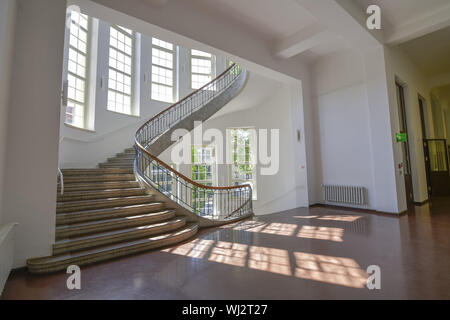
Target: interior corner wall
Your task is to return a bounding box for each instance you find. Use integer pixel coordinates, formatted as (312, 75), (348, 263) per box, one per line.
(298, 69), (318, 206)
(430, 93), (446, 138)
(362, 46), (400, 213)
(383, 45), (430, 206)
(0, 0), (18, 225)
(2, 0), (67, 267)
(312, 50), (376, 209)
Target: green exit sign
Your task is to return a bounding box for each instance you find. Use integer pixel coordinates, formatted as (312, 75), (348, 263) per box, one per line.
(396, 132), (407, 142)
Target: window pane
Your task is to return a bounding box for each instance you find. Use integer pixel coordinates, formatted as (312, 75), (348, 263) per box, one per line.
(151, 37), (175, 103)
(107, 25), (134, 114)
(191, 146), (215, 215)
(190, 49), (214, 89)
(229, 128), (257, 200)
(191, 49), (212, 58)
(65, 11), (89, 128)
(152, 37), (173, 51)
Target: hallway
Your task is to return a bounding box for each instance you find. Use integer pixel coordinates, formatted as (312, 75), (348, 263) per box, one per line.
(2, 199), (450, 300)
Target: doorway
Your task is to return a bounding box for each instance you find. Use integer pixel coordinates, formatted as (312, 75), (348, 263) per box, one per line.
(396, 82), (414, 208)
(418, 96), (432, 196)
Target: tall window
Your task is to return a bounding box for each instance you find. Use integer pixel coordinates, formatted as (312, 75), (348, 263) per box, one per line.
(151, 38), (175, 103)
(228, 128), (257, 200)
(190, 49), (215, 89)
(108, 25), (134, 115)
(192, 145), (215, 215)
(66, 11), (90, 128)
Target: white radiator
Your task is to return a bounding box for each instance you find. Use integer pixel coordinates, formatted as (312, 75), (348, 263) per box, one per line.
(322, 185), (366, 206)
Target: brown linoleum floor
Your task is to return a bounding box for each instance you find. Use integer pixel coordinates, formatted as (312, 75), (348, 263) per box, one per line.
(2, 197), (450, 299)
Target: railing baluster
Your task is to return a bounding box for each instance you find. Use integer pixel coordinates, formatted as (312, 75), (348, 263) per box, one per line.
(134, 64), (250, 220)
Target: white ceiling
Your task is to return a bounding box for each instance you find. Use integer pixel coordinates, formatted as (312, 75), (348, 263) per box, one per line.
(189, 0), (352, 60)
(357, 0), (450, 29)
(399, 26), (450, 77)
(194, 0), (317, 42)
(432, 85), (450, 108)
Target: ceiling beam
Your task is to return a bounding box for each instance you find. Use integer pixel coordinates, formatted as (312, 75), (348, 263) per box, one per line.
(385, 4), (450, 45)
(273, 24), (335, 59)
(293, 0), (382, 49)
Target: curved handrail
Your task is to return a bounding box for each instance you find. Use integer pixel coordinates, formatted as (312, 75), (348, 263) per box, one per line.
(134, 63), (252, 220)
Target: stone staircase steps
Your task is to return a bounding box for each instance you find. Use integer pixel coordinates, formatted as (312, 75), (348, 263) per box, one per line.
(27, 223), (198, 274)
(101, 160), (134, 164)
(64, 174), (136, 183)
(57, 181), (140, 192)
(61, 168), (133, 175)
(56, 195), (154, 213)
(52, 217), (186, 255)
(107, 159), (134, 164)
(123, 147), (136, 153)
(109, 155), (135, 160)
(57, 188), (146, 202)
(115, 153), (136, 159)
(56, 202), (166, 226)
(99, 163), (134, 169)
(55, 210), (175, 240)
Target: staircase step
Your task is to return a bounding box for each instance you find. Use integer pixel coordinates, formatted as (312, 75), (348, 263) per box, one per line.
(55, 210), (175, 240)
(61, 168), (133, 176)
(27, 223), (198, 274)
(57, 188), (146, 202)
(53, 218), (186, 255)
(99, 163), (134, 169)
(107, 158), (134, 163)
(56, 202), (165, 226)
(115, 153), (136, 159)
(57, 181), (140, 192)
(124, 147), (136, 153)
(64, 174), (135, 183)
(56, 195), (154, 213)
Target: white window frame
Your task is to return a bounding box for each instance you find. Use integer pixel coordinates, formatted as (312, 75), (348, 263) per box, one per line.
(107, 25), (135, 115)
(65, 11), (91, 129)
(228, 128), (257, 200)
(191, 145), (216, 185)
(151, 37), (176, 103)
(190, 49), (215, 90)
(191, 145), (216, 215)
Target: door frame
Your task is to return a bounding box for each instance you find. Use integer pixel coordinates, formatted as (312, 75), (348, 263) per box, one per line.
(395, 80), (415, 208)
(418, 95), (432, 196)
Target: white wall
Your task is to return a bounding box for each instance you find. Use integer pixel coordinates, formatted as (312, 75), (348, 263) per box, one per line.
(0, 0), (18, 224)
(384, 45), (432, 208)
(312, 50), (376, 209)
(2, 0), (67, 267)
(312, 44), (433, 213)
(159, 74), (309, 215)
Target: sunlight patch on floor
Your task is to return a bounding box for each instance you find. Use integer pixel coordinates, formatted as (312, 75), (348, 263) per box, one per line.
(163, 238), (369, 287)
(294, 252), (368, 288)
(317, 215), (362, 222)
(297, 226), (344, 242)
(162, 239), (214, 259)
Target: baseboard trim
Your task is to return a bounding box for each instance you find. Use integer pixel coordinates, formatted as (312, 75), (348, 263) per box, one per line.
(309, 203), (408, 217)
(413, 199), (429, 206)
(10, 266), (27, 275)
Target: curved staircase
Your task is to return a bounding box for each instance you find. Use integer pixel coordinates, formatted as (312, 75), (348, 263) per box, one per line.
(27, 63), (252, 274)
